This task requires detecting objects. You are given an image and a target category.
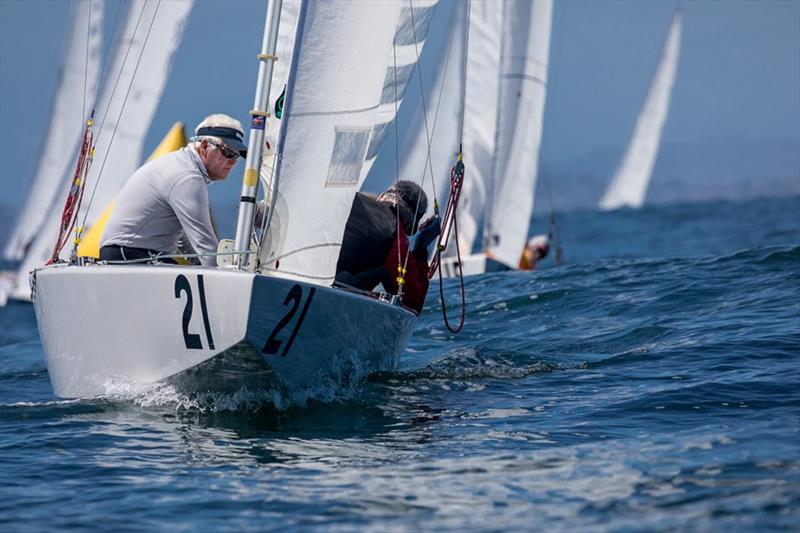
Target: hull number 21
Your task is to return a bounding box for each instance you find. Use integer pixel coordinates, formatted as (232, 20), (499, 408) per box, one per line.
(174, 274), (215, 350)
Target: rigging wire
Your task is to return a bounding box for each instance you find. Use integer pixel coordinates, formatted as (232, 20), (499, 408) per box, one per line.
(392, 37), (404, 300)
(407, 0), (439, 215)
(76, 0), (161, 251)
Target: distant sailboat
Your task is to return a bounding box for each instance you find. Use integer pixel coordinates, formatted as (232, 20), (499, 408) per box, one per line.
(3, 1), (103, 262)
(4, 0), (193, 304)
(437, 0), (553, 277)
(599, 13), (682, 211)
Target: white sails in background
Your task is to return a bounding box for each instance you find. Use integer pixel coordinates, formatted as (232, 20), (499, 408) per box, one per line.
(484, 0), (553, 269)
(599, 13), (682, 211)
(8, 0), (193, 303)
(436, 0), (552, 270)
(3, 1), (104, 262)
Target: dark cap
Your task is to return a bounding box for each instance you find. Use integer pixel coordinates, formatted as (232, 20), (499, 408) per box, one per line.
(196, 126), (247, 157)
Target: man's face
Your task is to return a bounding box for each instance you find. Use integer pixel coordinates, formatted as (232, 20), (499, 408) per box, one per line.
(200, 140), (239, 181)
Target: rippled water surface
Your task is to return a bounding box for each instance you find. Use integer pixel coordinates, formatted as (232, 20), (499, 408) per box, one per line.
(1, 196), (799, 530)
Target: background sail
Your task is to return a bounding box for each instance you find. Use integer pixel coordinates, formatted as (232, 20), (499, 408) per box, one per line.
(364, 0), (459, 213)
(9, 0), (193, 302)
(3, 1), (103, 261)
(486, 0), (553, 269)
(454, 0), (504, 255)
(264, 0), (440, 283)
(599, 13), (682, 211)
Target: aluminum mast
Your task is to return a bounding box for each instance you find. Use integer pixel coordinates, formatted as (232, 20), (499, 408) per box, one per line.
(233, 0), (283, 268)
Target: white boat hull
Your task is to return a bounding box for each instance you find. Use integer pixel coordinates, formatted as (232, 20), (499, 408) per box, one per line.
(438, 253), (511, 279)
(33, 265), (416, 398)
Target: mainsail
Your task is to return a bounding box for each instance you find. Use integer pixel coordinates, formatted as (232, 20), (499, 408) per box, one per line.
(8, 0), (193, 302)
(3, 1), (103, 261)
(263, 0), (437, 283)
(484, 0), (553, 269)
(455, 0), (504, 255)
(389, 0), (468, 216)
(599, 13), (682, 211)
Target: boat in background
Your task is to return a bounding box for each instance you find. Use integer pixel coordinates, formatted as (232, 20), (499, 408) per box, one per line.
(440, 0), (554, 277)
(599, 12), (682, 210)
(0, 1), (103, 306)
(3, 0), (193, 305)
(33, 0), (438, 399)
(3, 1), (103, 263)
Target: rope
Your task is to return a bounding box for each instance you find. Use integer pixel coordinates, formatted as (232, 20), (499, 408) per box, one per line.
(436, 206), (465, 333)
(422, 152), (466, 334)
(79, 0), (160, 234)
(48, 116), (94, 265)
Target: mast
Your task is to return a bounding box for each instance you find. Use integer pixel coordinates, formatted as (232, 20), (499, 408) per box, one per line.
(233, 0), (283, 268)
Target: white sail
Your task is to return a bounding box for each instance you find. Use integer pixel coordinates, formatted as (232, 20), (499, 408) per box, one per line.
(367, 0), (463, 213)
(599, 13), (682, 211)
(262, 0), (300, 147)
(10, 0), (193, 302)
(485, 0), (553, 269)
(455, 0), (504, 255)
(3, 1), (103, 261)
(264, 0), (440, 283)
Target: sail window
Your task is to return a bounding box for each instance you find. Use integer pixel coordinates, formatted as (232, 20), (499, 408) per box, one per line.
(325, 127), (371, 187)
(366, 121), (392, 161)
(380, 64), (414, 105)
(394, 5), (435, 46)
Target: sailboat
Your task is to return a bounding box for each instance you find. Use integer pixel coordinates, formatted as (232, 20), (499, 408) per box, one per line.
(32, 0), (440, 399)
(3, 1), (103, 263)
(2, 0), (194, 305)
(599, 12), (682, 211)
(437, 0), (554, 278)
(366, 0), (552, 280)
(0, 1), (103, 307)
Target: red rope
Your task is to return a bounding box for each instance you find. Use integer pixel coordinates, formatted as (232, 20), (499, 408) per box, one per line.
(48, 118), (93, 265)
(429, 155), (466, 333)
(429, 156), (464, 275)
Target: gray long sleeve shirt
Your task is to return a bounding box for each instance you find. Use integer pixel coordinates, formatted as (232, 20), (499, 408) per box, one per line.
(100, 147), (218, 265)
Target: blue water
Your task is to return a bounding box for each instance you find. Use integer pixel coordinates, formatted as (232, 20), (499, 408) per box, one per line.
(1, 195), (799, 530)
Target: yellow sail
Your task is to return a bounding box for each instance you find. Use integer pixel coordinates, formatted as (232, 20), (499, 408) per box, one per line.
(77, 122), (187, 258)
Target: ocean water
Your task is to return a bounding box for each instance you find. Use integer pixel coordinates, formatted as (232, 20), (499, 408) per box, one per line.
(1, 195), (798, 530)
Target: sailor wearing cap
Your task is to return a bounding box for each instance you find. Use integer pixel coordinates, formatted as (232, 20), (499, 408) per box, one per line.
(99, 114), (247, 266)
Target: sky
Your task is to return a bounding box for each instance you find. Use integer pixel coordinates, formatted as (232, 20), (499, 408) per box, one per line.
(0, 0), (798, 242)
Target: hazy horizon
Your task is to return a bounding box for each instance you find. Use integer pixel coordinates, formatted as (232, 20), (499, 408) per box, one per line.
(1, 0), (798, 241)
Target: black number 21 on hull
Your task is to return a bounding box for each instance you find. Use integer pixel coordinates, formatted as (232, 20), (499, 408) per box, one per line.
(174, 274), (215, 350)
(263, 284), (316, 357)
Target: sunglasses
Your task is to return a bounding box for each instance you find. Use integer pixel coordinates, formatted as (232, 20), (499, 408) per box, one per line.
(208, 140), (239, 160)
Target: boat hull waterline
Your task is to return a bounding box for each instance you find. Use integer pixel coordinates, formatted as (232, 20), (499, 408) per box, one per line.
(32, 265), (416, 398)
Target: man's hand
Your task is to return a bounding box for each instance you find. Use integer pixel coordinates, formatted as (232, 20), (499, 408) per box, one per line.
(412, 215), (441, 253)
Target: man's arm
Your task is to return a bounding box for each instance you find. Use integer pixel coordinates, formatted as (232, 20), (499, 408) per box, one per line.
(169, 176), (219, 266)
